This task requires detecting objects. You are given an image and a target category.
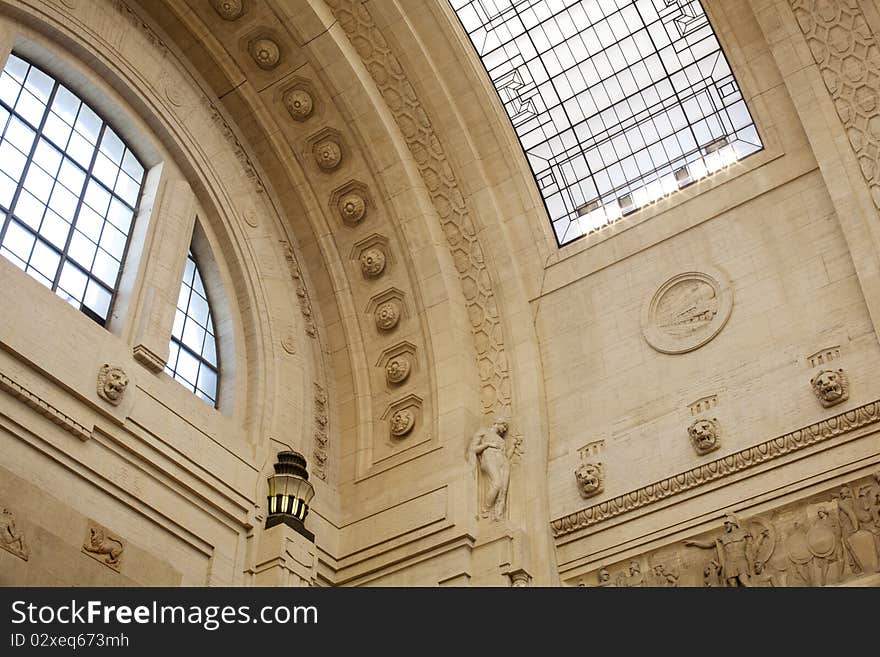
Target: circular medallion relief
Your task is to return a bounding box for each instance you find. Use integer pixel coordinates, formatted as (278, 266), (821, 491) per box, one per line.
(641, 268), (733, 354)
(389, 409), (415, 437)
(386, 356), (411, 384)
(375, 301), (401, 331)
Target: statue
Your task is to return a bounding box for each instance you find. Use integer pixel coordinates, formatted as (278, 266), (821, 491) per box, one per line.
(468, 417), (518, 521)
(685, 513), (754, 586)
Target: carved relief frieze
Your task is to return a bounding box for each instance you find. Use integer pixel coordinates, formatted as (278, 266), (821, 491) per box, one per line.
(0, 507), (29, 561)
(325, 0), (510, 416)
(641, 268), (733, 354)
(574, 470), (880, 587)
(81, 523), (125, 572)
(552, 399), (880, 537)
(96, 364), (129, 406)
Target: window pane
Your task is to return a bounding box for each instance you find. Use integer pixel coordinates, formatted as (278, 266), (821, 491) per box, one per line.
(167, 251), (220, 407)
(0, 53), (145, 325)
(449, 0), (764, 246)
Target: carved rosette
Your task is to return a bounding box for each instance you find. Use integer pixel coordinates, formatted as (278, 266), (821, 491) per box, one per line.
(339, 192), (366, 225)
(386, 356), (411, 385)
(210, 0), (244, 20)
(284, 88), (314, 121)
(641, 267), (733, 354)
(375, 301), (400, 331)
(96, 364), (129, 406)
(314, 139), (342, 171)
(360, 247), (386, 278)
(389, 408), (415, 437)
(811, 368), (850, 408)
(249, 38), (280, 70)
(688, 417), (721, 455)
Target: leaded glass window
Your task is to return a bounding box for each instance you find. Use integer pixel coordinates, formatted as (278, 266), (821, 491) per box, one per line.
(0, 53), (145, 321)
(166, 251), (219, 406)
(450, 0), (763, 245)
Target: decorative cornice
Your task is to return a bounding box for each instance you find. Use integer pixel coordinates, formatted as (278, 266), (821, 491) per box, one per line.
(0, 372), (91, 441)
(550, 400), (880, 537)
(132, 345), (165, 374)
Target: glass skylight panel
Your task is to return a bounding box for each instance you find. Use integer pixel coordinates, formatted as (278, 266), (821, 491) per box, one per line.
(166, 251), (219, 407)
(450, 0), (763, 245)
(0, 53), (146, 323)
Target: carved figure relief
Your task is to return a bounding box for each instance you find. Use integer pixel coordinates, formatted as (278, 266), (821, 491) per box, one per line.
(468, 417), (520, 522)
(688, 417), (720, 455)
(575, 461), (604, 499)
(81, 525), (125, 571)
(811, 368), (849, 407)
(641, 268), (733, 354)
(97, 364), (129, 406)
(684, 513), (764, 587)
(650, 564), (679, 587)
(615, 560), (645, 587)
(0, 508), (29, 561)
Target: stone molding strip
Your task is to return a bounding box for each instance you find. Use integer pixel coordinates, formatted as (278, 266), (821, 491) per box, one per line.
(550, 400), (880, 537)
(0, 372), (91, 441)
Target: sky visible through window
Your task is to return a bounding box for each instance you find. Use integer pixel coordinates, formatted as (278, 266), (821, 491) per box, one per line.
(0, 53), (145, 322)
(166, 251), (219, 407)
(449, 0), (763, 245)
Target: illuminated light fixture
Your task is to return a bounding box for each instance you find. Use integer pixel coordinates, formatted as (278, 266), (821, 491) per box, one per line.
(266, 450), (315, 541)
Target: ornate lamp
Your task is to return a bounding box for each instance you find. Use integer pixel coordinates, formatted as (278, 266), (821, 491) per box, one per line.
(265, 450), (315, 541)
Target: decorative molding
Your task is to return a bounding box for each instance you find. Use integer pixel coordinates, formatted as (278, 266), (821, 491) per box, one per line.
(551, 399), (880, 537)
(132, 344), (165, 373)
(688, 394), (718, 415)
(313, 383), (328, 480)
(0, 372), (90, 441)
(326, 0), (511, 415)
(807, 345), (841, 368)
(791, 0), (880, 210)
(109, 1), (267, 195)
(281, 241), (317, 338)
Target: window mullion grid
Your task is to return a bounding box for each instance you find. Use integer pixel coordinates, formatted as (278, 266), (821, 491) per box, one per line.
(50, 121), (108, 306)
(0, 77), (58, 255)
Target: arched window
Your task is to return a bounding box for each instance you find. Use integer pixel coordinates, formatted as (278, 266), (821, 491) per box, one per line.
(450, 0), (763, 245)
(0, 53), (145, 322)
(166, 250), (219, 406)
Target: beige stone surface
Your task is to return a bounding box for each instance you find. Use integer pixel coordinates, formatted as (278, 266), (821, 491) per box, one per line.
(0, 0), (877, 587)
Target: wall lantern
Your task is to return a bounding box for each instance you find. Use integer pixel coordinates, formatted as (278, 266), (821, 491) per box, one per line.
(266, 450), (315, 541)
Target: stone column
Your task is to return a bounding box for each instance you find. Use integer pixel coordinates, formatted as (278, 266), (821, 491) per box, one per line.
(125, 171), (197, 372)
(252, 524), (317, 587)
